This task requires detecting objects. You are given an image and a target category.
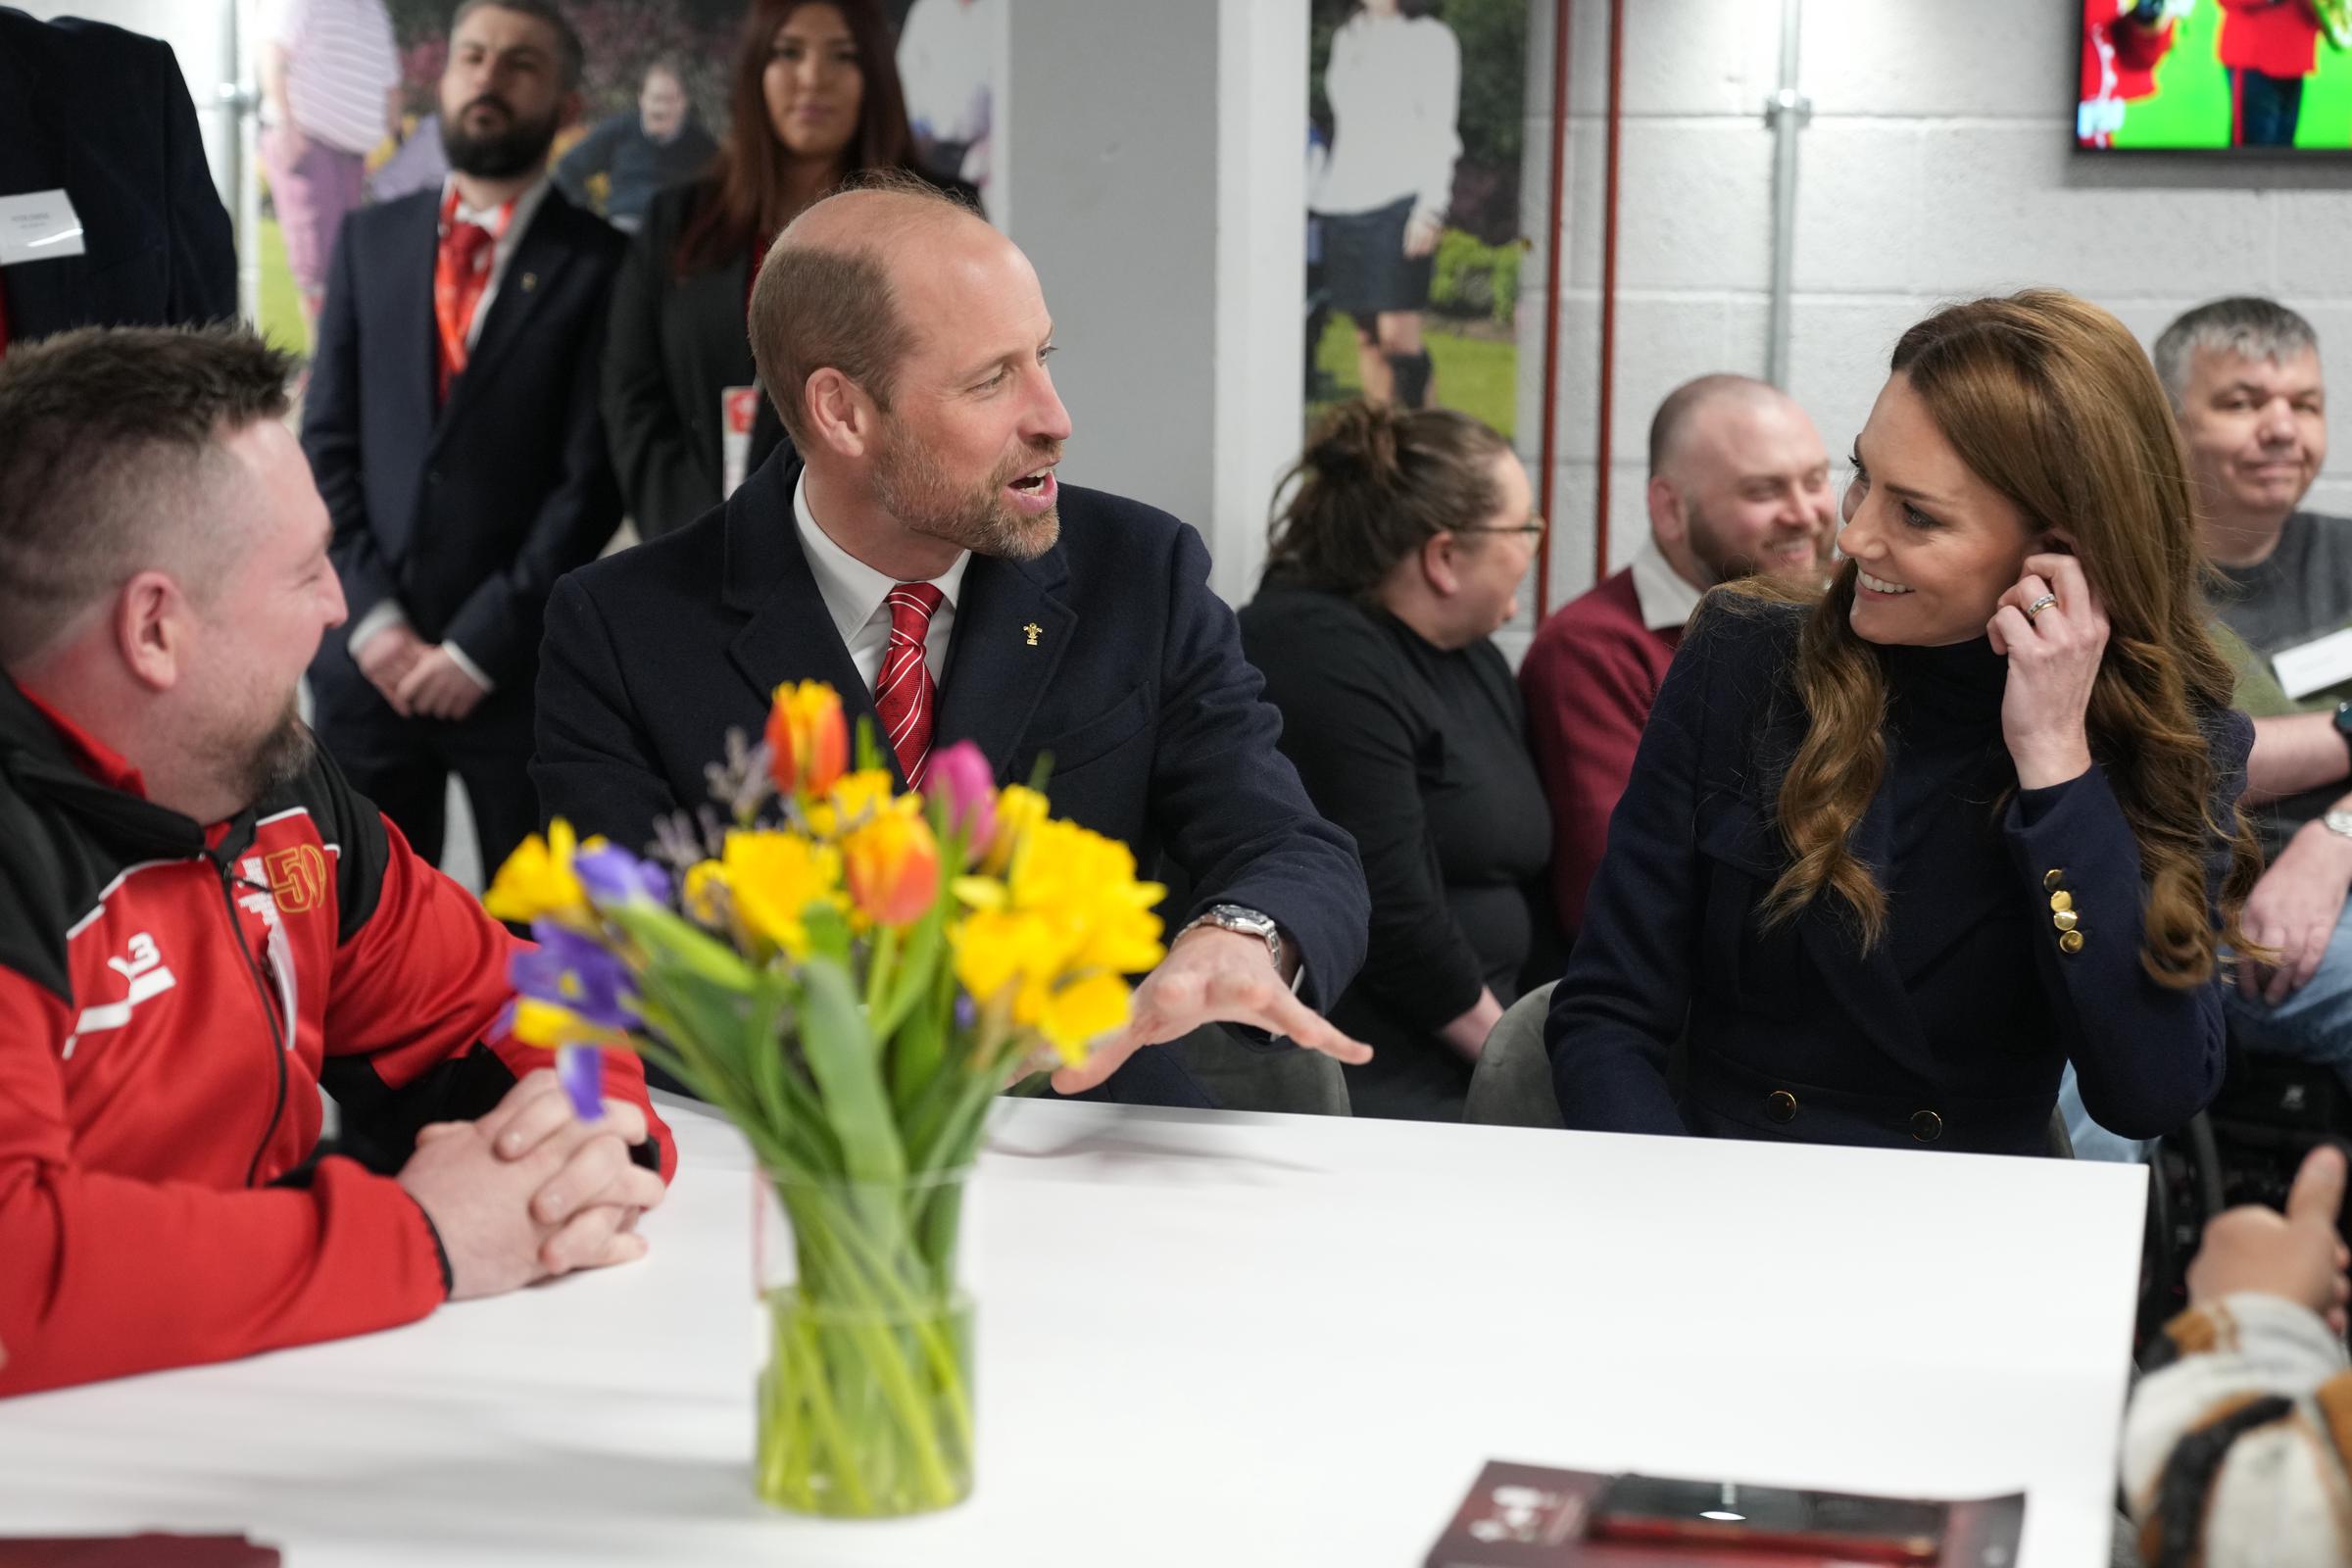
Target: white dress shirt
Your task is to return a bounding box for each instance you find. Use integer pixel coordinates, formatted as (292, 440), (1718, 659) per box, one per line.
(1628, 537), (1706, 634)
(343, 175), (554, 692)
(793, 469), (972, 694)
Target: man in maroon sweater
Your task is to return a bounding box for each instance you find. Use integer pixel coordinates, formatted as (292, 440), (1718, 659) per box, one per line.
(1519, 374), (1837, 939)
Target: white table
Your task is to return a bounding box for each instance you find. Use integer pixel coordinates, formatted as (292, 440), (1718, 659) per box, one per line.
(0, 1098), (2148, 1566)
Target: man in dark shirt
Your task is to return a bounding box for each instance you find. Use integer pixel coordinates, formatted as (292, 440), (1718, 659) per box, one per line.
(551, 57), (714, 233)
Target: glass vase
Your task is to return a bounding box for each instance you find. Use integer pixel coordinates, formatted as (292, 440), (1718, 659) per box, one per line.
(753, 1164), (976, 1517)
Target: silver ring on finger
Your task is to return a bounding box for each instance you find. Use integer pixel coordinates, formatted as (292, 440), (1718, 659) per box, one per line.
(2024, 593), (2059, 621)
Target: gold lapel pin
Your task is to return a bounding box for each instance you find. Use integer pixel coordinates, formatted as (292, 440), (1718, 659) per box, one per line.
(1022, 622), (1043, 648)
(519, 270), (539, 293)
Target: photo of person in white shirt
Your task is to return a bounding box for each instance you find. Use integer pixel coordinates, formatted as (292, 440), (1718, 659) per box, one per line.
(1310, 0), (1462, 410)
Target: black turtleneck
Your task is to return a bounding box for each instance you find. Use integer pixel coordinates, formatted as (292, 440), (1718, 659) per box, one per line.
(1880, 639), (2016, 987)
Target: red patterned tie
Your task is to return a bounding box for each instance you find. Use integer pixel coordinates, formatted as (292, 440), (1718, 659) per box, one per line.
(433, 189), (505, 402)
(873, 582), (945, 785)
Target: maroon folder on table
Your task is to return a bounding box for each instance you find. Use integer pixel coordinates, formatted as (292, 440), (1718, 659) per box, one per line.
(0, 1538), (280, 1567)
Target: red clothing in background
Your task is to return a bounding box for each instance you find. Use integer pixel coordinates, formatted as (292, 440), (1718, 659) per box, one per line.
(2219, 0), (2322, 78)
(1518, 567), (1683, 940)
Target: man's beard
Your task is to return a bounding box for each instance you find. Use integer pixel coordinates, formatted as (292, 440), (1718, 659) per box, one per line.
(1686, 499), (1823, 587)
(440, 96), (561, 179)
(209, 698), (316, 811)
(874, 427), (1063, 562)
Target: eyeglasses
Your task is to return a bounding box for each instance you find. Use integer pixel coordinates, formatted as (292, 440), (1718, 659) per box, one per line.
(1456, 514), (1546, 542)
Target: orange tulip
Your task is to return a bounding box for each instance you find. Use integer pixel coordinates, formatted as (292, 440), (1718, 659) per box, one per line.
(844, 808), (940, 927)
(764, 681), (848, 799)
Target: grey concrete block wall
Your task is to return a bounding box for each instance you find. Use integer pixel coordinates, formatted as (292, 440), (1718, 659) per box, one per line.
(1516, 0), (2352, 624)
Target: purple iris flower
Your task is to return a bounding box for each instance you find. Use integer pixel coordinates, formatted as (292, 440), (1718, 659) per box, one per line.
(513, 921), (636, 1030)
(573, 842), (673, 907)
(559, 1044), (606, 1123)
(929, 740), (996, 849)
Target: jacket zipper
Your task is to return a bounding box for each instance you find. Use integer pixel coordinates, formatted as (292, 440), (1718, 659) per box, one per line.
(218, 864), (291, 1188)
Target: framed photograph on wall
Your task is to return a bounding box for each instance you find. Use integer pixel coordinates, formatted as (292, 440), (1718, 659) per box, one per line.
(1306, 0), (1525, 437)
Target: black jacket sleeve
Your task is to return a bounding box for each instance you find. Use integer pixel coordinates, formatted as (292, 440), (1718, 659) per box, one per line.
(1147, 533), (1371, 1014)
(602, 191), (715, 541)
(301, 213), (402, 628)
(152, 34), (236, 326)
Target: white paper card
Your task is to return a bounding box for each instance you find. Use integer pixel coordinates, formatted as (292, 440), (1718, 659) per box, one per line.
(2272, 626), (2352, 701)
(0, 189), (86, 266)
(720, 385), (760, 499)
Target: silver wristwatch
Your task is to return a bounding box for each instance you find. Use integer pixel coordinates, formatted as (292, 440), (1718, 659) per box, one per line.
(2324, 808), (2352, 841)
(1181, 903), (1284, 967)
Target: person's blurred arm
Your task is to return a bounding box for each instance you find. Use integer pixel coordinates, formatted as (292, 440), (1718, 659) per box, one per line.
(2123, 1146), (2352, 1568)
(601, 206), (710, 539)
(150, 33), (236, 325)
(1519, 617), (1661, 942)
(2247, 710), (2351, 804)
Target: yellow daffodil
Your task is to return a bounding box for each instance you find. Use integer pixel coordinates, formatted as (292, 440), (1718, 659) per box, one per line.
(1037, 972), (1132, 1063)
(507, 997), (611, 1048)
(722, 829), (843, 957)
(981, 784), (1050, 874)
(949, 815), (1166, 1054)
(681, 858), (730, 926)
(807, 768), (900, 840)
(484, 818), (596, 929)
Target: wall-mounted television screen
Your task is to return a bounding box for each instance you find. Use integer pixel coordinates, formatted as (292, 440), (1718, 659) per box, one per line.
(2080, 1), (2352, 150)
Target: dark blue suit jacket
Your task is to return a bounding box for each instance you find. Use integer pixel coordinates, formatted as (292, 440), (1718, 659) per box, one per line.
(1545, 597), (2247, 1155)
(0, 9), (235, 342)
(532, 451), (1371, 1106)
(301, 185), (624, 746)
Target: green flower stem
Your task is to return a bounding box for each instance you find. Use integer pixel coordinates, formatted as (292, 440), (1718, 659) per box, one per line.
(786, 1196), (963, 1506)
(762, 1298), (873, 1514)
(786, 1183), (976, 1461)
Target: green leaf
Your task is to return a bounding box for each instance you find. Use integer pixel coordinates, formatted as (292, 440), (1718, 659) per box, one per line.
(604, 902), (759, 992)
(798, 956), (906, 1189)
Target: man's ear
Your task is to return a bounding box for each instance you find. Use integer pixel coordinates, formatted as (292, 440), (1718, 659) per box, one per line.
(116, 571), (190, 694)
(803, 368), (879, 460)
(1647, 474), (1686, 546)
(558, 88), (585, 133)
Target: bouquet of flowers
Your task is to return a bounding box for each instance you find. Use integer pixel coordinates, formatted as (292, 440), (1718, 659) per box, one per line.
(480, 680), (1168, 1517)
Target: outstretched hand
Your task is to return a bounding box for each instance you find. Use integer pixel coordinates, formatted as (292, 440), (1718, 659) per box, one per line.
(1049, 926), (1373, 1096)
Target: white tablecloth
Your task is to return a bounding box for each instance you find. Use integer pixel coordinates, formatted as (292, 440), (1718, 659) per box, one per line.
(0, 1096), (2148, 1565)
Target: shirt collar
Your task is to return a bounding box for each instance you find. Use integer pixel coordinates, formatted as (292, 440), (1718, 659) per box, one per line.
(1629, 536), (1706, 633)
(18, 685), (148, 797)
(438, 173), (552, 247)
(793, 468), (970, 646)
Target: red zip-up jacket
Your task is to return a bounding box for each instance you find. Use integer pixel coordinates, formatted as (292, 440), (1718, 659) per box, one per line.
(0, 678), (674, 1396)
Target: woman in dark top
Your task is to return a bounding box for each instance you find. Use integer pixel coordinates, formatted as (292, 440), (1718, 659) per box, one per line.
(1547, 291), (2265, 1154)
(603, 0), (951, 540)
(1240, 402), (1558, 1121)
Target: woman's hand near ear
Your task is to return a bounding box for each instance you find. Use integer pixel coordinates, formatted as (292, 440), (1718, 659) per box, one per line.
(1987, 552), (2107, 790)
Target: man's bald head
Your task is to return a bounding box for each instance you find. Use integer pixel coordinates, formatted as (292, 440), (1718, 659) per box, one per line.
(1644, 372), (1837, 589)
(749, 176), (989, 450)
(1647, 373), (1792, 480)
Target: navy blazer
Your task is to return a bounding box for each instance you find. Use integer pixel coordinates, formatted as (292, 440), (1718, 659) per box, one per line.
(301, 185), (625, 707)
(1545, 597), (2249, 1155)
(532, 451), (1372, 1102)
(0, 9), (235, 342)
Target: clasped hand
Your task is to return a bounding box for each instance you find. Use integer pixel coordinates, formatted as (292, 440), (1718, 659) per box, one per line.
(1985, 552), (2105, 790)
(395, 1067), (665, 1300)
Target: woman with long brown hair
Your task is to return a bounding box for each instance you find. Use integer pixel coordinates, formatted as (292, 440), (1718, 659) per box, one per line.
(602, 0), (959, 541)
(1545, 290), (2262, 1154)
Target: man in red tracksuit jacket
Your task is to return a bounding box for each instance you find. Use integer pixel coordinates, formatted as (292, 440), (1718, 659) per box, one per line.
(0, 324), (675, 1397)
(2219, 0), (2325, 146)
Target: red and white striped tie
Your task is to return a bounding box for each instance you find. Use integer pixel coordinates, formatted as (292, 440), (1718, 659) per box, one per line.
(874, 581), (945, 786)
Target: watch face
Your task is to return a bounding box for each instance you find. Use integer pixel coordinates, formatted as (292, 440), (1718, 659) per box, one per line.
(2328, 809), (2352, 838)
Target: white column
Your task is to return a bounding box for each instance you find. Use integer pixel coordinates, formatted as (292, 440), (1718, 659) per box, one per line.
(999, 0), (1306, 606)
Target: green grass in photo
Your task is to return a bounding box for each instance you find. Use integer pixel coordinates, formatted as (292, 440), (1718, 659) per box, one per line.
(257, 215), (310, 360)
(1310, 313), (1517, 440)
